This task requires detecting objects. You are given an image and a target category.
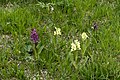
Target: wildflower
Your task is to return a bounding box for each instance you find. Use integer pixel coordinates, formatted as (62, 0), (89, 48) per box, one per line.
(74, 40), (81, 50)
(30, 28), (39, 44)
(71, 42), (77, 52)
(93, 22), (98, 30)
(54, 27), (61, 35)
(81, 32), (88, 41)
(51, 6), (54, 11)
(71, 40), (81, 52)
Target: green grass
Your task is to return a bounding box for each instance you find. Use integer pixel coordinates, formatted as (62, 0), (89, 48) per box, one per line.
(0, 0), (120, 80)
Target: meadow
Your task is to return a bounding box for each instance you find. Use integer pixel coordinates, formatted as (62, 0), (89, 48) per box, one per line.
(0, 0), (120, 80)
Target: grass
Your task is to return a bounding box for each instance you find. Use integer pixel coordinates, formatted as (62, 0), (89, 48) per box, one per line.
(0, 0), (120, 80)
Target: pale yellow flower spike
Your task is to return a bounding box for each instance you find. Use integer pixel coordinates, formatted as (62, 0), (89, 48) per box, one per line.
(71, 42), (77, 52)
(54, 27), (61, 35)
(74, 40), (81, 50)
(81, 32), (88, 41)
(71, 39), (81, 52)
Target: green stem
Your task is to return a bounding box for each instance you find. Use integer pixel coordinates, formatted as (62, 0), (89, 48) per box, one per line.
(34, 43), (38, 60)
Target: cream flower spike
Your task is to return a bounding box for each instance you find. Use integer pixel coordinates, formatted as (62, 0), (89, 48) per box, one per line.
(54, 27), (61, 35)
(74, 40), (81, 50)
(81, 32), (88, 41)
(71, 42), (77, 52)
(71, 39), (81, 52)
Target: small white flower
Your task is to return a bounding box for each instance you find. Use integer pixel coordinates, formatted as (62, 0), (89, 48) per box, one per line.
(54, 27), (61, 35)
(81, 32), (88, 41)
(51, 6), (54, 11)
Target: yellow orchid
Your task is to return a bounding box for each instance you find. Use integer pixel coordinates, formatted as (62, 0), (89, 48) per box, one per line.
(71, 39), (81, 52)
(54, 27), (61, 35)
(81, 32), (88, 41)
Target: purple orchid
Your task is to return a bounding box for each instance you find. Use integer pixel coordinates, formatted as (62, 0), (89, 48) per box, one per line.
(93, 22), (98, 30)
(30, 28), (39, 44)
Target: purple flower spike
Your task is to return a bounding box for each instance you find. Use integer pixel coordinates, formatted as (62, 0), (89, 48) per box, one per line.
(93, 22), (98, 30)
(30, 28), (39, 44)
